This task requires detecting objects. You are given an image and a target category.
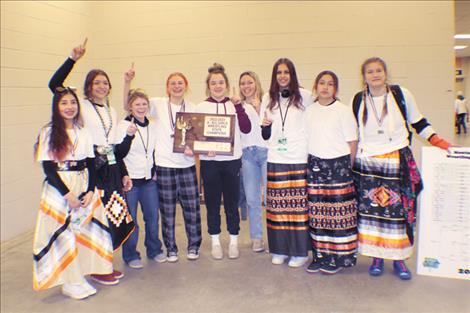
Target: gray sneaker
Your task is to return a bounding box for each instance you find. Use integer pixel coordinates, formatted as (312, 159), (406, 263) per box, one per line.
(167, 252), (179, 263)
(187, 250), (199, 260)
(152, 253), (167, 263)
(127, 259), (143, 269)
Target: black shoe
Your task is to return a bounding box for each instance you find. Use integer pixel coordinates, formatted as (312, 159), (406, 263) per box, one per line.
(320, 264), (344, 275)
(306, 260), (321, 273)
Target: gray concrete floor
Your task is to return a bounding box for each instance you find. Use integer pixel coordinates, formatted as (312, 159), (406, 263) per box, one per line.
(2, 203), (470, 313)
(2, 134), (470, 313)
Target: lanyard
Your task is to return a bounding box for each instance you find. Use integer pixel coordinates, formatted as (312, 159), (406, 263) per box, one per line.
(278, 99), (291, 133)
(368, 91), (388, 127)
(136, 124), (149, 159)
(168, 99), (186, 132)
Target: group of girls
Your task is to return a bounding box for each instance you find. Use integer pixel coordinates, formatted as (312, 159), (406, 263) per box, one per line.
(33, 38), (452, 300)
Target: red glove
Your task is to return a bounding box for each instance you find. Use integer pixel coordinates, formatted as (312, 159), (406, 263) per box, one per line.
(429, 134), (451, 150)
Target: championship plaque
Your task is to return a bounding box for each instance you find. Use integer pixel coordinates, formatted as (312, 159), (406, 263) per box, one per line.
(172, 112), (235, 156)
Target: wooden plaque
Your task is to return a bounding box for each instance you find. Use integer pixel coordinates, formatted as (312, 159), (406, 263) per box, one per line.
(172, 112), (235, 156)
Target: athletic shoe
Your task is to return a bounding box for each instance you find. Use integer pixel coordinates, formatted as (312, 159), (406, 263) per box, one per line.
(90, 273), (119, 285)
(127, 259), (144, 269)
(252, 239), (264, 252)
(320, 264), (344, 275)
(288, 256), (309, 268)
(211, 244), (223, 260)
(62, 283), (90, 300)
(167, 252), (179, 263)
(271, 254), (288, 265)
(368, 258), (384, 277)
(306, 260), (321, 273)
(187, 250), (199, 260)
(153, 253), (167, 263)
(228, 243), (239, 259)
(393, 260), (412, 280)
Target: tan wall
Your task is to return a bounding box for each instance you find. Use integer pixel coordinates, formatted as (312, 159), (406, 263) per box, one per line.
(1, 1), (455, 241)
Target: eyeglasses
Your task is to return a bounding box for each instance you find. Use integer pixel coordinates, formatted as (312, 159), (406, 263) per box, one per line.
(54, 86), (77, 94)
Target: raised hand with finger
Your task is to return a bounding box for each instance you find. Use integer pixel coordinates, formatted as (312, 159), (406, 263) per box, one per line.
(71, 38), (87, 61)
(126, 116), (138, 136)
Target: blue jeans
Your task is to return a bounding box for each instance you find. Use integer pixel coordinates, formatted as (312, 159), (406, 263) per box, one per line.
(122, 179), (163, 263)
(239, 171), (248, 220)
(242, 146), (268, 240)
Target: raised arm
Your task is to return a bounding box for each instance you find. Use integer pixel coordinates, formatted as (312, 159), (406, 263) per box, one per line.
(48, 39), (87, 93)
(123, 62), (135, 111)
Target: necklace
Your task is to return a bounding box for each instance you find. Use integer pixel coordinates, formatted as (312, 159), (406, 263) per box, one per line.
(69, 126), (79, 158)
(368, 90), (388, 134)
(168, 99), (185, 138)
(92, 102), (113, 144)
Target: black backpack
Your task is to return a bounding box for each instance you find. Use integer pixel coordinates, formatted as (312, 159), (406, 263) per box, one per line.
(352, 85), (413, 143)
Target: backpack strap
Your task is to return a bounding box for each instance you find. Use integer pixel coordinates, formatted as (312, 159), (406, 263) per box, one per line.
(390, 85), (413, 143)
(352, 91), (363, 123)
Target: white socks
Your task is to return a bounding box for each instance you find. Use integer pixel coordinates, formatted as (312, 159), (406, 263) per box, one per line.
(211, 234), (238, 246)
(211, 234), (220, 246)
(230, 234), (238, 246)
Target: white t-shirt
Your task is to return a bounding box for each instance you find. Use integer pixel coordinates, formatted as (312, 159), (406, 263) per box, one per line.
(305, 100), (358, 159)
(36, 126), (95, 162)
(240, 102), (267, 149)
(351, 87), (435, 157)
(116, 119), (156, 179)
(149, 97), (196, 168)
(260, 88), (314, 164)
(80, 99), (119, 146)
(195, 99), (243, 161)
(455, 98), (468, 114)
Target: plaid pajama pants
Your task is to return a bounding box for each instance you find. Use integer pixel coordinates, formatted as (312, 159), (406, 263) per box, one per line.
(156, 165), (202, 254)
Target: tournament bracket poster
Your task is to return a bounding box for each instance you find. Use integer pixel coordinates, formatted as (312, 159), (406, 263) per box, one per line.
(417, 147), (470, 280)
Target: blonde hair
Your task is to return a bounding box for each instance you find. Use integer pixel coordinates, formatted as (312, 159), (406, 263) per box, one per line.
(125, 88), (149, 113)
(239, 71), (264, 102)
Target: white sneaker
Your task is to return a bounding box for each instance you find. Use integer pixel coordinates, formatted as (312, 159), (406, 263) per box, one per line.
(62, 283), (90, 300)
(288, 256), (309, 268)
(127, 259), (144, 269)
(211, 244), (223, 260)
(80, 280), (97, 296)
(252, 239), (264, 252)
(167, 252), (179, 263)
(153, 253), (167, 263)
(187, 250), (199, 260)
(228, 243), (239, 259)
(271, 254), (288, 265)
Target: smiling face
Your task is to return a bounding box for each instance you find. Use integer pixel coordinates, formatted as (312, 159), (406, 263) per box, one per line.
(208, 73), (227, 100)
(276, 63), (291, 88)
(240, 74), (256, 100)
(129, 97), (149, 121)
(58, 93), (79, 122)
(167, 74), (187, 99)
(363, 61), (387, 89)
(90, 74), (110, 102)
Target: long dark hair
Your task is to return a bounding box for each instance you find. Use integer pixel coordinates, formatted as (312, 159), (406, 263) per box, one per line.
(34, 88), (82, 161)
(268, 58), (302, 111)
(83, 69), (112, 101)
